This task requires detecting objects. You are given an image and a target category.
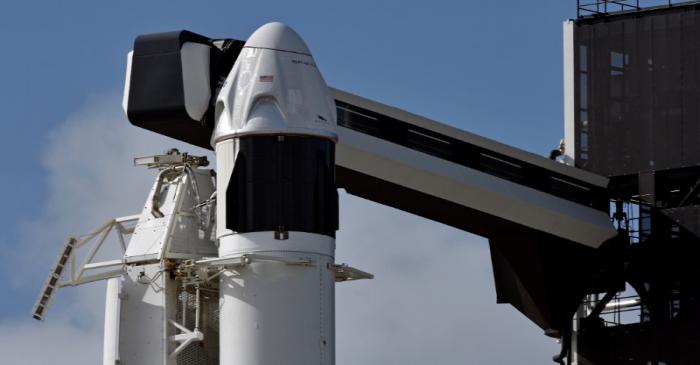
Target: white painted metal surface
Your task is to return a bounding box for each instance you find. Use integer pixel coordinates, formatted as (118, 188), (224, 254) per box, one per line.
(103, 277), (121, 365)
(244, 22), (312, 55)
(122, 51), (133, 114)
(212, 22), (337, 144)
(563, 20), (576, 166)
(118, 262), (171, 365)
(34, 154), (222, 365)
(218, 232), (335, 365)
(214, 139), (235, 240)
(115, 159), (220, 365)
(124, 166), (216, 263)
(33, 215), (138, 321)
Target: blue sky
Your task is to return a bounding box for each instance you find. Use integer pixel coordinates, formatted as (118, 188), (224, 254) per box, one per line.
(0, 0), (577, 363)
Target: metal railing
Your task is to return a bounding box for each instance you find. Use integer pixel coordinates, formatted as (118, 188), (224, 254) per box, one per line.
(583, 293), (643, 326)
(577, 0), (690, 18)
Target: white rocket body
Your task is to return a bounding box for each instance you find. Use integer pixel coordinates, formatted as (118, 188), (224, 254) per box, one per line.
(214, 22), (338, 365)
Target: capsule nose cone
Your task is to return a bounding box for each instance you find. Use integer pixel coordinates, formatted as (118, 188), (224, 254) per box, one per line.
(244, 22), (311, 55)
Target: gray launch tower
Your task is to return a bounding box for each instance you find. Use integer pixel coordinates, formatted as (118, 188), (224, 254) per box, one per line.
(566, 1), (700, 363)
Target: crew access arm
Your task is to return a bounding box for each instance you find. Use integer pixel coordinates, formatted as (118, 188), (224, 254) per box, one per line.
(332, 88), (617, 333)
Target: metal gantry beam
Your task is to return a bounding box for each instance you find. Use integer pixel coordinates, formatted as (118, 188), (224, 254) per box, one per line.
(332, 88), (617, 248)
(32, 215), (138, 320)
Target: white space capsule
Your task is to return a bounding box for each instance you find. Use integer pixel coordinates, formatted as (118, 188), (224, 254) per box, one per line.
(212, 22), (337, 143)
(214, 22), (338, 365)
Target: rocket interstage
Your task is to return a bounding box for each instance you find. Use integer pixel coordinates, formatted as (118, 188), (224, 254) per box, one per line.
(213, 22), (338, 365)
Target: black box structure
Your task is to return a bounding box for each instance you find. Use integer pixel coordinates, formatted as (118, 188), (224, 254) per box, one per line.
(125, 30), (243, 149)
(572, 3), (700, 176)
(568, 2), (700, 364)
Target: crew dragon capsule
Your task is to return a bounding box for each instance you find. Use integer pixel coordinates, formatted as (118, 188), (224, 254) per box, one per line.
(213, 23), (339, 365)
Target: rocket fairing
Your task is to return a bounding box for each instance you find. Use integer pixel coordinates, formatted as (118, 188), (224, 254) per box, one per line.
(214, 22), (338, 365)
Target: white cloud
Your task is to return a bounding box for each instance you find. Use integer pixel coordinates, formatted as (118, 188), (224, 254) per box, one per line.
(2, 93), (212, 364)
(1, 92), (559, 364)
(0, 320), (101, 364)
(13, 93), (213, 284)
(335, 194), (557, 364)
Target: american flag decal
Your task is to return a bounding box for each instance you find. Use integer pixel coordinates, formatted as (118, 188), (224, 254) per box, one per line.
(259, 75), (274, 82)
